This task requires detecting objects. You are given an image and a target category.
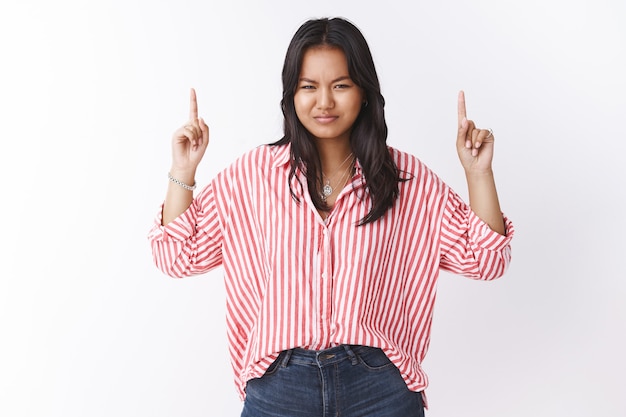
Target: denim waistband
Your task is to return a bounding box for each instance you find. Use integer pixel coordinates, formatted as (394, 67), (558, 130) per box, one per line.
(278, 344), (381, 368)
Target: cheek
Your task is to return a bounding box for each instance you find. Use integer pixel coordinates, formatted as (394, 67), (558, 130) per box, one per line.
(344, 90), (364, 110)
(346, 96), (364, 117)
(293, 95), (309, 121)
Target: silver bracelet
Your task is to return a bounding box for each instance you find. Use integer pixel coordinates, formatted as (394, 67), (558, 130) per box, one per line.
(168, 172), (196, 191)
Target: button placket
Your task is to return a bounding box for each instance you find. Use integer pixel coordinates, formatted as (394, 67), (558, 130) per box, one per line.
(319, 225), (333, 340)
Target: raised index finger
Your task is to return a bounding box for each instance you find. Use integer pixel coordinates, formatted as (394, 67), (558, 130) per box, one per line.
(189, 87), (198, 122)
(458, 90), (467, 126)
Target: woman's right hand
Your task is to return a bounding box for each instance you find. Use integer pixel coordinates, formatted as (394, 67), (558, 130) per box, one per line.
(171, 88), (209, 175)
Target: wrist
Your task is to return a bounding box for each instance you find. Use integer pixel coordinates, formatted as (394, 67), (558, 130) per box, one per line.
(464, 167), (494, 180)
(169, 167), (197, 183)
(168, 171), (197, 191)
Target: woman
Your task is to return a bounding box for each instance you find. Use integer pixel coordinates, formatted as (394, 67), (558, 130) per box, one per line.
(149, 17), (514, 416)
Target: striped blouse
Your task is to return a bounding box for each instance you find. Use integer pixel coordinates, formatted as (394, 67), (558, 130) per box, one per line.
(148, 143), (514, 401)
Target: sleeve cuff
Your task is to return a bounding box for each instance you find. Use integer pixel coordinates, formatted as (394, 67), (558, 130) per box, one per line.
(146, 203), (197, 243)
(468, 210), (515, 251)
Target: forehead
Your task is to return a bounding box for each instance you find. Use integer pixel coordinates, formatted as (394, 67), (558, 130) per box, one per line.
(300, 46), (349, 76)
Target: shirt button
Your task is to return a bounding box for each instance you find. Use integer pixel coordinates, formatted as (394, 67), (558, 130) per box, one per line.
(321, 273), (326, 279)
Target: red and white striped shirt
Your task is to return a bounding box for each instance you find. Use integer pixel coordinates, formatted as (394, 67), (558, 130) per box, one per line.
(148, 143), (514, 400)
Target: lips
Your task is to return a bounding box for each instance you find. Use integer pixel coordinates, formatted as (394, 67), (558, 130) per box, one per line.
(314, 116), (338, 124)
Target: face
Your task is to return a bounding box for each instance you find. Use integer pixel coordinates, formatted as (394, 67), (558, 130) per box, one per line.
(294, 47), (364, 145)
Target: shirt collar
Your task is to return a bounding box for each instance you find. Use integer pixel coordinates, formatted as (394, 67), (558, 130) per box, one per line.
(271, 142), (363, 175)
(271, 143), (292, 169)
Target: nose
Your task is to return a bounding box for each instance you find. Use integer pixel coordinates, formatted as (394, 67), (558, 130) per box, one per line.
(316, 87), (334, 110)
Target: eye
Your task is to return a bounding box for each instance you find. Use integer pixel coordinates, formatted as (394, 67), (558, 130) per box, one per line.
(300, 84), (315, 90)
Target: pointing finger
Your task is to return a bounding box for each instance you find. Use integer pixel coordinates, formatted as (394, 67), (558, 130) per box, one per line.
(189, 87), (199, 122)
(458, 90), (467, 127)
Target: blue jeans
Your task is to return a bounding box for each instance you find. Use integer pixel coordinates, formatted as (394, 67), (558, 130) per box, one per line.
(241, 345), (424, 417)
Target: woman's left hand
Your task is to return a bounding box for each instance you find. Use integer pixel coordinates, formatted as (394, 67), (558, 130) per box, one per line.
(456, 90), (495, 174)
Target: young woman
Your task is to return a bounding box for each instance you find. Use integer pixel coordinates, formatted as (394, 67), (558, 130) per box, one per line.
(149, 17), (514, 417)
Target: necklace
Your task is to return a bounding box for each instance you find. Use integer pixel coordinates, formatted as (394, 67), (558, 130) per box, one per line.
(321, 152), (354, 201)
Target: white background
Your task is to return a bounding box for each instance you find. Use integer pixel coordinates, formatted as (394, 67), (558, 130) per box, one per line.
(1, 0), (625, 416)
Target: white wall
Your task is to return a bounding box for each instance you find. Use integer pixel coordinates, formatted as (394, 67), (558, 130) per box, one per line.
(1, 0), (624, 416)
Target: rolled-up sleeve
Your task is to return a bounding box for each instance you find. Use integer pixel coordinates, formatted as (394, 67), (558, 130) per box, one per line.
(439, 189), (514, 280)
(147, 182), (224, 278)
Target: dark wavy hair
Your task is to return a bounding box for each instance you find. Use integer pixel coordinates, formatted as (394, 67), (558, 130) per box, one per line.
(271, 17), (405, 225)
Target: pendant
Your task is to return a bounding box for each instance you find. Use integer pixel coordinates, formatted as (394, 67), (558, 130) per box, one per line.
(322, 183), (333, 197)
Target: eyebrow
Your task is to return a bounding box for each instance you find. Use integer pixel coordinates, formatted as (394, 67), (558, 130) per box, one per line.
(299, 76), (351, 84)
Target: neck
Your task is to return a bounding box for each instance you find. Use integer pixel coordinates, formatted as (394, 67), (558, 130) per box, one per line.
(316, 139), (353, 175)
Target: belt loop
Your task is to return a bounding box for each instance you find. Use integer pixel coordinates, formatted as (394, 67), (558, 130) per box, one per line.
(344, 345), (358, 365)
(280, 349), (293, 367)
